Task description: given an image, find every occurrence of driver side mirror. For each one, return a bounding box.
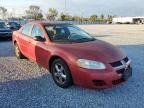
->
[33,36,46,42]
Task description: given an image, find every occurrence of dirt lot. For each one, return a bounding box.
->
[0,24,144,108]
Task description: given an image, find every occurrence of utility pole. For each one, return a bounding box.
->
[65,0,67,14]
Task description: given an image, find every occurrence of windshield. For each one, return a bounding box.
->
[0,23,6,29]
[44,25,95,43]
[9,22,20,27]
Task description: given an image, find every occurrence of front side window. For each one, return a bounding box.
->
[21,24,32,36]
[44,25,95,43]
[31,25,44,38]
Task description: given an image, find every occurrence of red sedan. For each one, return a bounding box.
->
[12,22,132,89]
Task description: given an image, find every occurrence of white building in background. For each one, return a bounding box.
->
[113,16,144,24]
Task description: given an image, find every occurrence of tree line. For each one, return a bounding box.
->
[0,5,114,23]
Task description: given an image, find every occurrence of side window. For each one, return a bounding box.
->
[21,24,32,36]
[45,26,66,40]
[31,25,44,38]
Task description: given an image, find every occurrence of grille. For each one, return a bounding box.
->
[93,80,106,86]
[116,65,131,74]
[110,57,129,68]
[0,30,7,32]
[116,68,125,74]
[123,57,129,63]
[112,78,125,85]
[110,61,122,67]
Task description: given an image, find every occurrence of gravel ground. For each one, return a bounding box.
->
[0,25,144,108]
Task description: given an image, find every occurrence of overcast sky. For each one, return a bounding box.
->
[1,0,144,17]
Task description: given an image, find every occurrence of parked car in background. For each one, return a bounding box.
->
[12,22,132,89]
[6,21,21,31]
[0,21,12,40]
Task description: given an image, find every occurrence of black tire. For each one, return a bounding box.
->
[51,59,73,88]
[14,43,24,59]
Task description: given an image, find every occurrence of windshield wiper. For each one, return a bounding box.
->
[76,38,95,41]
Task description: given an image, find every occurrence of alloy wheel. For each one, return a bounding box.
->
[53,63,67,85]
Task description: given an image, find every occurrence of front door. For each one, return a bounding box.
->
[29,25,50,68]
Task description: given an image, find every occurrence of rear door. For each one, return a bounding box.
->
[18,24,33,57]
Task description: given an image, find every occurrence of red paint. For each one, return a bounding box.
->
[12,22,131,89]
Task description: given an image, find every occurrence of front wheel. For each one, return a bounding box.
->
[51,59,73,88]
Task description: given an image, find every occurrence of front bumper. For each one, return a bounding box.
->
[71,61,132,89]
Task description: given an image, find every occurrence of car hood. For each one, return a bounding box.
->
[0,28,12,32]
[57,40,126,63]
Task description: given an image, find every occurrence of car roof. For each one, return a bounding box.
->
[28,21,72,26]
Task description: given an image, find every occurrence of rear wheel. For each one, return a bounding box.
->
[14,43,24,59]
[51,59,73,88]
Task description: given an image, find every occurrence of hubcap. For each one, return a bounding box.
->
[53,63,67,85]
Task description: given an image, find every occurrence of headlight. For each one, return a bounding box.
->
[77,59,106,70]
